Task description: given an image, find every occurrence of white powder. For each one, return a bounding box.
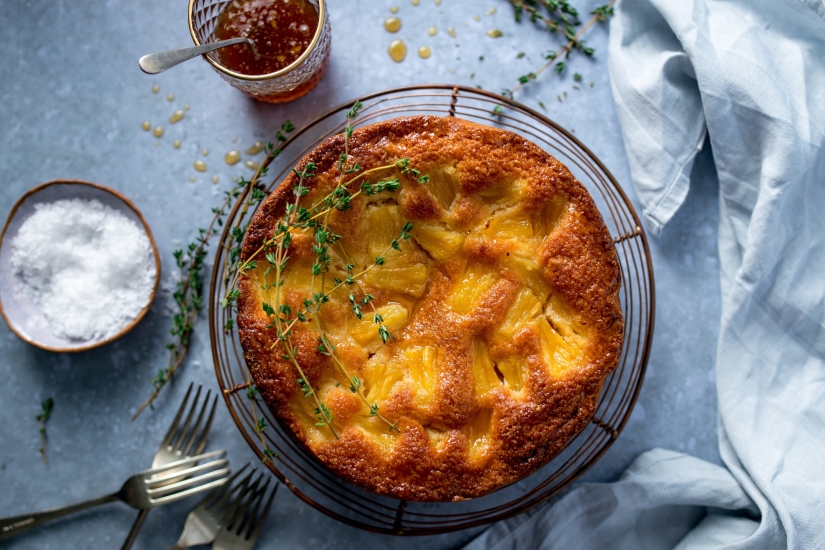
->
[10,198,157,341]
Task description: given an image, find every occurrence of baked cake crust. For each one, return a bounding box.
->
[237,115,623,501]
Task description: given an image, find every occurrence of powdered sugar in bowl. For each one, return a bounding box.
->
[0,180,161,352]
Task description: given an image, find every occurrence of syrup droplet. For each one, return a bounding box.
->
[447,26,456,37]
[388,39,407,62]
[184,104,190,111]
[153,126,164,137]
[233,176,239,183]
[202,149,209,156]
[411,0,419,5]
[169,110,185,124]
[390,5,399,12]
[173,140,181,149]
[167,94,174,101]
[487,29,503,37]
[435,0,441,5]
[212,175,219,184]
[384,17,401,32]
[152,84,160,93]
[194,160,207,172]
[232,137,238,143]
[449,67,456,73]
[190,176,196,182]
[245,141,265,155]
[141,121,151,131]
[225,150,242,165]
[487,6,496,14]
[245,160,260,171]
[428,26,437,36]
[418,46,431,59]
[473,15,480,21]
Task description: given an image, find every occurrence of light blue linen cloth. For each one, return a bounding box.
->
[464,0,825,547]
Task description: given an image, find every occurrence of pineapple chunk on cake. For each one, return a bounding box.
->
[412,221,465,261]
[349,303,409,346]
[497,286,543,340]
[450,263,498,315]
[472,339,499,395]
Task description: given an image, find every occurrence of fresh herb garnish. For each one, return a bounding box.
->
[37,397,54,464]
[502,0,615,98]
[131,122,295,420]
[224,101,426,438]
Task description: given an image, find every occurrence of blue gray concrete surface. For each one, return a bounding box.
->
[0,0,722,548]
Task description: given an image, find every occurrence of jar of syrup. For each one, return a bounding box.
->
[189,0,331,103]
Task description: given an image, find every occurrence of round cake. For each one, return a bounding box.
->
[236,115,623,501]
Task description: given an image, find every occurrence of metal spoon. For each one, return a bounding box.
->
[139,38,256,74]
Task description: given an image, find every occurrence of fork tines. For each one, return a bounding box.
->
[214,468,278,546]
[163,384,218,458]
[143,450,230,505]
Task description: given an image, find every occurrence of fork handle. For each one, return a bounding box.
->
[0,492,119,541]
[119,508,150,550]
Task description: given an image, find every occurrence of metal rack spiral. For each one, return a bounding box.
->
[209,85,655,535]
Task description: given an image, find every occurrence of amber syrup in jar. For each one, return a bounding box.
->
[215,0,319,76]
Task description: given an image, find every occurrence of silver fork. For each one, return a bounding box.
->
[120,383,218,550]
[168,466,277,550]
[212,471,278,550]
[0,450,230,541]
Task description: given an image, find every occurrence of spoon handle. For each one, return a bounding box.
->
[139,38,251,74]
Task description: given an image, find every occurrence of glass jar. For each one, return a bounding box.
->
[188,0,330,103]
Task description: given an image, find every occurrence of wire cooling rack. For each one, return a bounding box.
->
[209,85,654,535]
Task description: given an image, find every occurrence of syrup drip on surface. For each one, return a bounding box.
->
[418,46,431,59]
[212,175,220,184]
[141,121,151,131]
[428,26,437,36]
[215,0,320,76]
[390,5,399,12]
[194,160,207,172]
[190,176,196,182]
[447,26,456,37]
[184,104,190,111]
[245,160,260,171]
[202,149,209,156]
[473,15,480,21]
[153,126,164,137]
[245,141,265,155]
[173,140,182,149]
[169,110,184,123]
[412,0,420,5]
[225,150,242,165]
[487,6,496,14]
[487,29,503,37]
[388,39,407,62]
[167,94,174,101]
[384,17,401,32]
[152,84,160,93]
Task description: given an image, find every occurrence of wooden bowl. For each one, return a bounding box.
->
[0,180,161,352]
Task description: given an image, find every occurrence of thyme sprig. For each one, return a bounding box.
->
[37,397,54,464]
[223,102,427,438]
[132,121,294,421]
[503,0,615,98]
